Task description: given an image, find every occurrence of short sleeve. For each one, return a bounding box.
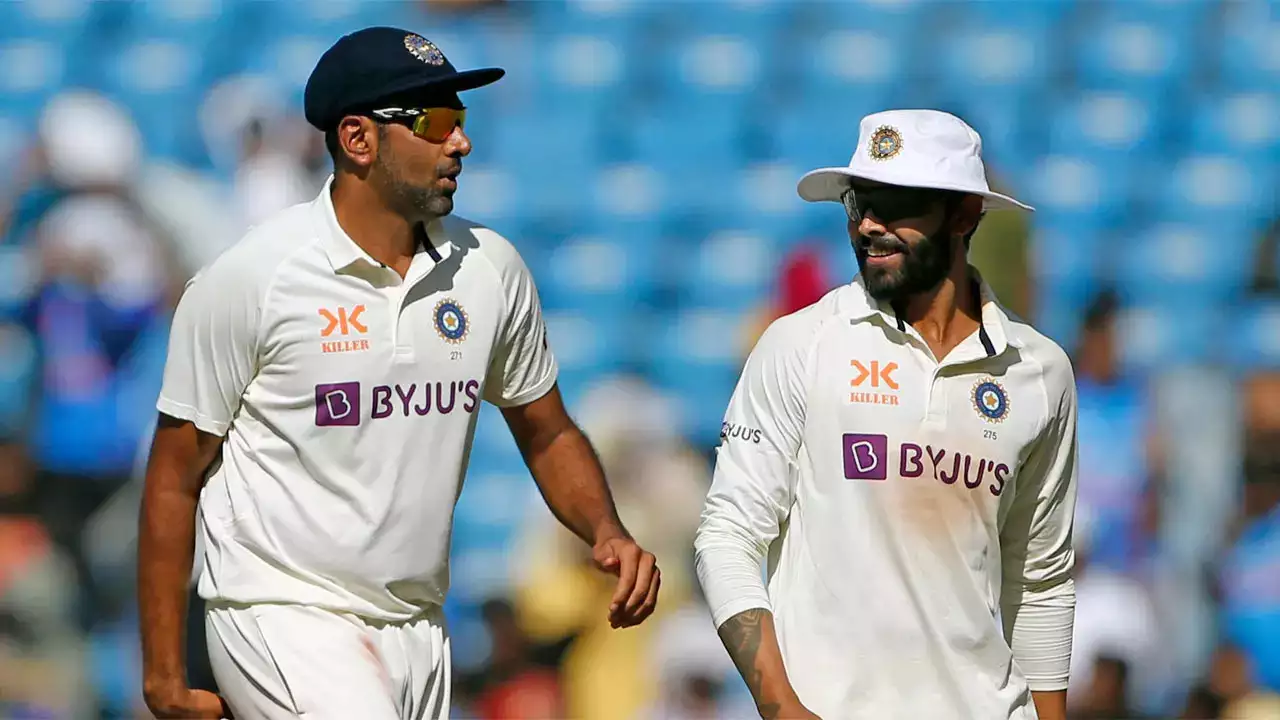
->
[155,261,263,436]
[483,246,558,407]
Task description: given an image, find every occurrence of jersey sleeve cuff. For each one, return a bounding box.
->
[489,364,559,408]
[710,594,773,629]
[156,397,231,437]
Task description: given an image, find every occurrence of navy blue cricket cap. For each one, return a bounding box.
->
[303,26,505,131]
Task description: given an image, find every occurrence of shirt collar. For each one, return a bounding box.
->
[313,175,452,273]
[844,266,1022,357]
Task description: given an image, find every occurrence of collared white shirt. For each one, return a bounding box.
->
[694,273,1078,720]
[157,177,557,621]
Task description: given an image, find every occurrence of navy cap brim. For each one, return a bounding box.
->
[324,67,505,127]
[361,67,504,105]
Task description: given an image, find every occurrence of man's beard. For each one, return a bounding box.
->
[854,223,954,302]
[376,153,454,219]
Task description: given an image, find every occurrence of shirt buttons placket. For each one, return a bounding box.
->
[388,270,415,361]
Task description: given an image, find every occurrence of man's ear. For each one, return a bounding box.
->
[336,116,379,169]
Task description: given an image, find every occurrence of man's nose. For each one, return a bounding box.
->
[446,125,471,156]
[858,212,887,237]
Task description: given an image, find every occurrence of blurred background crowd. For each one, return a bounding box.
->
[0,0,1278,718]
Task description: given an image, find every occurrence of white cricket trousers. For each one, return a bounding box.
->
[205,603,451,720]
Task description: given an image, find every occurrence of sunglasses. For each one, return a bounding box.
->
[369,106,467,143]
[841,185,952,225]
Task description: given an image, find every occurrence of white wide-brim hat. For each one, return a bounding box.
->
[797,109,1034,212]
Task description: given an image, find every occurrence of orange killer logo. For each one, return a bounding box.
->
[319,305,367,337]
[319,305,370,354]
[850,360,900,406]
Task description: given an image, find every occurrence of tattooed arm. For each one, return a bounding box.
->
[695,317,818,718]
[718,609,820,720]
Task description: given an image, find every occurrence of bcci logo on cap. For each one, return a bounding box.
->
[868,125,903,161]
[404,34,445,66]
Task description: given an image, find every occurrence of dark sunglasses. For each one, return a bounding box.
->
[369,106,467,143]
[841,185,953,225]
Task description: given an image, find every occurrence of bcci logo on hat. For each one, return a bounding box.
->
[404,34,445,66]
[868,125,903,161]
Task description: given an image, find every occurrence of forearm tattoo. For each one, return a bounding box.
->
[718,608,781,719]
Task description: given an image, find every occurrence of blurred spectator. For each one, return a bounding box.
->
[1217,371,1280,697]
[511,375,710,720]
[1069,541,1165,715]
[1181,683,1226,720]
[1071,288,1163,574]
[230,117,314,231]
[4,91,183,634]
[0,441,91,718]
[1205,645,1280,720]
[643,586,752,720]
[740,243,834,357]
[1248,217,1279,295]
[457,599,567,719]
[1069,655,1147,720]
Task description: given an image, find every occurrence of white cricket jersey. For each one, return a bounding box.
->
[694,273,1078,720]
[156,177,557,621]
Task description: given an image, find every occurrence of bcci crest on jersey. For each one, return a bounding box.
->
[434,299,468,344]
[971,378,1010,424]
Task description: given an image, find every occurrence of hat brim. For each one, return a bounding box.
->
[370,67,505,102]
[796,166,1034,212]
[334,67,506,125]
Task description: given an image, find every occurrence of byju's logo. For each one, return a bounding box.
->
[316,382,361,426]
[314,379,481,427]
[842,433,888,480]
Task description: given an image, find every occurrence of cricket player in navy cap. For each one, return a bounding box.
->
[139,27,660,719]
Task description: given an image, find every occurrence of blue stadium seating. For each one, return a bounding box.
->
[0,38,68,110]
[0,0,95,41]
[1115,300,1224,371]
[1189,93,1280,160]
[1156,154,1278,230]
[1074,2,1208,91]
[1116,223,1254,306]
[1231,300,1280,369]
[1047,90,1167,158]
[537,229,660,312]
[644,307,748,445]
[936,17,1055,93]
[1219,2,1280,91]
[1023,153,1135,227]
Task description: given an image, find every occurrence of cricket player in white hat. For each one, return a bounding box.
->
[695,109,1078,720]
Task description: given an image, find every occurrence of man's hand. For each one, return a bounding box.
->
[592,536,660,629]
[144,684,232,719]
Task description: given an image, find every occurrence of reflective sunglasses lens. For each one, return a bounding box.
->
[841,189,862,223]
[412,108,466,141]
[853,188,937,224]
